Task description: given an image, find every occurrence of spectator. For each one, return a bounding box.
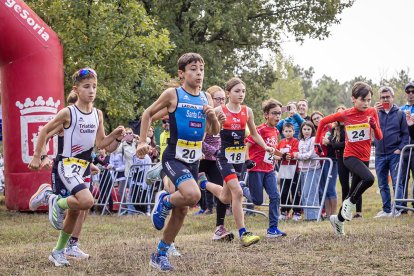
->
[399,81,414,212]
[159,115,170,160]
[277,122,301,221]
[198,85,234,241]
[297,99,311,121]
[277,102,305,139]
[147,126,160,163]
[294,121,321,220]
[108,144,126,202]
[120,127,139,180]
[93,148,113,212]
[311,111,337,218]
[373,86,408,217]
[127,153,153,215]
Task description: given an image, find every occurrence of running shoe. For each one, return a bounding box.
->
[167,243,181,257]
[64,244,90,260]
[341,198,355,221]
[151,191,171,230]
[29,183,52,211]
[374,210,392,218]
[212,225,234,242]
[49,249,70,267]
[146,162,162,185]
[48,195,65,230]
[197,172,208,190]
[330,215,345,236]
[193,208,205,216]
[266,227,287,238]
[240,232,261,247]
[149,253,173,272]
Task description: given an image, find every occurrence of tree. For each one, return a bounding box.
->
[141,0,354,87]
[268,54,305,106]
[310,75,345,115]
[240,62,276,122]
[26,0,173,129]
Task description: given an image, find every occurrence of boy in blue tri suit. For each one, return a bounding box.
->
[137,53,221,272]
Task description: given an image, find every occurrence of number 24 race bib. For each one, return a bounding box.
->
[346,123,370,142]
[62,157,89,178]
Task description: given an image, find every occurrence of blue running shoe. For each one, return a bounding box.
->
[266,227,287,238]
[149,253,173,272]
[151,191,171,230]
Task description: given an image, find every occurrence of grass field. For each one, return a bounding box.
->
[1,182,413,275]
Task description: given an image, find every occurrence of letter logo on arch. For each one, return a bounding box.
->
[15,96,61,163]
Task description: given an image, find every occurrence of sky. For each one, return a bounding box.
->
[280,0,414,84]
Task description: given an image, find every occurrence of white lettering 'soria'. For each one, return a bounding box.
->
[5,0,50,42]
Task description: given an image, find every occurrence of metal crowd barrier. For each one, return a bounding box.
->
[242,157,333,222]
[93,168,120,216]
[392,144,414,215]
[118,163,163,216]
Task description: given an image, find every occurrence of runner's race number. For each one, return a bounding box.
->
[225,146,246,164]
[175,139,202,163]
[62,157,89,178]
[346,123,370,142]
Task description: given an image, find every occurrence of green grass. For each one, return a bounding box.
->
[0,181,413,275]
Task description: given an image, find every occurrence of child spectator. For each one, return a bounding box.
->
[294,121,321,221]
[277,122,301,221]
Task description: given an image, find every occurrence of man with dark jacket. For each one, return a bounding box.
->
[373,86,409,218]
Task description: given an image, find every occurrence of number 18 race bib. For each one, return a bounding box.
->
[346,123,370,142]
[225,146,246,164]
[62,157,89,178]
[175,139,203,163]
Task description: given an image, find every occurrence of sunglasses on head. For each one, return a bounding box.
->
[78,68,97,77]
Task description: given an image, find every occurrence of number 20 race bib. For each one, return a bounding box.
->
[62,157,89,178]
[175,139,203,163]
[346,123,370,142]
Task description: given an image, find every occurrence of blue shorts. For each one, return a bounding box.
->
[162,148,199,187]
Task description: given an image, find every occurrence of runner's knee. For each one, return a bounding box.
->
[182,188,201,206]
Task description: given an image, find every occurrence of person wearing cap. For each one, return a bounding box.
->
[159,115,170,160]
[399,81,414,212]
[373,86,408,218]
[401,82,414,114]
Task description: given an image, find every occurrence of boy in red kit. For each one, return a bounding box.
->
[245,99,286,238]
[315,81,382,235]
[277,122,301,221]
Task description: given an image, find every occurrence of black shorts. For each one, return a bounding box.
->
[162,149,199,188]
[51,157,91,198]
[216,153,244,181]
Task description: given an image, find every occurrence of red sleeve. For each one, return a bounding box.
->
[291,139,299,154]
[315,112,344,144]
[372,109,383,140]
